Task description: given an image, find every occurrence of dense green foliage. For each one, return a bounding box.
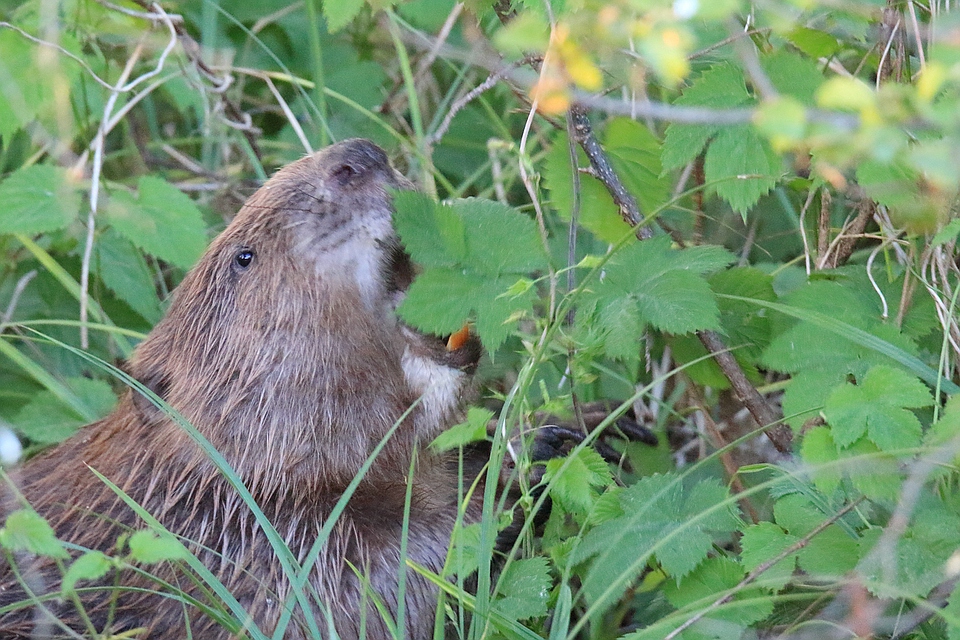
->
[1,0,960,638]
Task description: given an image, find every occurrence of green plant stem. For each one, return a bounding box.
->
[304,0,328,146]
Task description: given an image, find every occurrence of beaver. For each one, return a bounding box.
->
[0,139,487,639]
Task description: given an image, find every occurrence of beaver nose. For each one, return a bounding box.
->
[329,139,390,186]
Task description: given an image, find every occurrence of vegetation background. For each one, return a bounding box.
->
[1,0,960,638]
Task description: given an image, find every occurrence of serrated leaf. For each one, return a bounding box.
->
[0,509,67,559]
[825,365,931,451]
[0,30,69,142]
[587,238,733,356]
[97,228,162,323]
[761,277,928,428]
[800,426,842,495]
[14,377,117,444]
[739,521,797,591]
[705,125,780,217]
[545,447,612,514]
[662,64,751,170]
[0,165,80,235]
[574,474,739,611]
[395,196,547,352]
[62,551,112,596]
[431,407,492,451]
[324,0,365,31]
[494,557,551,620]
[393,191,466,268]
[605,118,670,217]
[398,269,480,336]
[128,530,189,565]
[105,176,207,269]
[662,556,773,625]
[544,132,633,244]
[456,199,547,275]
[859,494,960,598]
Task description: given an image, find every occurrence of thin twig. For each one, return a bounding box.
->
[728,20,778,100]
[663,499,863,640]
[0,22,118,91]
[568,107,653,239]
[395,25,863,129]
[797,187,818,275]
[0,270,38,330]
[697,330,792,453]
[816,187,831,268]
[265,76,312,154]
[821,197,874,269]
[412,2,463,85]
[80,41,145,349]
[429,66,515,146]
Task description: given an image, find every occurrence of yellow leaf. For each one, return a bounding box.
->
[917,62,947,102]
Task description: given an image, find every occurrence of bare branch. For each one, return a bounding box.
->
[568,108,653,239]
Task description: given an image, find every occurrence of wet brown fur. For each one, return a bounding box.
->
[0,140,481,639]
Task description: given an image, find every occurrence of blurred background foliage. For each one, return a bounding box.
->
[2,0,960,638]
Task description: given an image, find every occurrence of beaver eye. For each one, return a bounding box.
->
[235,249,254,269]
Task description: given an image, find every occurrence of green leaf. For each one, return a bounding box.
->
[761,50,824,105]
[0,30,78,142]
[0,165,80,235]
[105,176,207,269]
[456,199,547,275]
[544,132,633,244]
[62,551,112,596]
[824,365,932,451]
[395,196,547,351]
[494,557,551,620]
[431,407,492,451]
[772,495,858,576]
[13,377,117,444]
[787,27,841,60]
[841,438,902,501]
[705,125,780,217]
[800,426,842,495]
[0,509,68,559]
[585,238,733,358]
[97,228,162,323]
[798,525,858,576]
[324,0,366,31]
[756,276,946,429]
[710,267,776,362]
[573,474,739,611]
[662,64,751,170]
[663,556,773,625]
[859,494,960,598]
[605,118,670,218]
[393,191,467,268]
[128,530,189,565]
[545,447,612,515]
[739,521,797,591]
